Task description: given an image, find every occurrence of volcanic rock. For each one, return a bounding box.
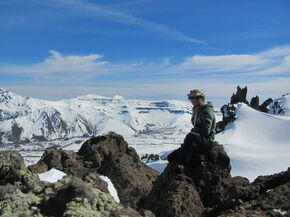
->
[0,150,42,193]
[258,98,273,113]
[77,132,159,209]
[0,150,143,217]
[230,86,249,105]
[143,165,204,217]
[250,95,260,110]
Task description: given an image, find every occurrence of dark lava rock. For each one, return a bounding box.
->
[28,149,96,178]
[29,132,159,210]
[250,95,260,110]
[218,183,290,217]
[258,98,273,113]
[0,150,143,217]
[143,141,231,217]
[143,141,290,217]
[216,104,237,133]
[253,167,290,193]
[204,168,290,217]
[0,150,42,193]
[267,99,285,115]
[230,86,249,105]
[78,132,159,209]
[143,165,204,217]
[141,153,160,163]
[184,142,231,208]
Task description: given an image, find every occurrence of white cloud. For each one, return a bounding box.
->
[258,44,290,57]
[0,50,108,75]
[48,0,203,44]
[0,50,147,82]
[253,55,290,75]
[1,45,290,106]
[170,45,290,76]
[178,54,270,73]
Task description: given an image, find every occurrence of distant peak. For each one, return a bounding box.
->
[0,88,8,93]
[113,95,124,100]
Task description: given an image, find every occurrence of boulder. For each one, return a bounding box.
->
[28,149,95,178]
[77,132,159,209]
[143,166,204,217]
[184,142,231,208]
[0,151,42,193]
[143,141,231,217]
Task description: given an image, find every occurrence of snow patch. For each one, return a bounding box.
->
[38,168,66,183]
[273,209,287,216]
[97,174,120,203]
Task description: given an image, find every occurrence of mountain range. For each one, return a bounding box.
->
[0,88,197,145]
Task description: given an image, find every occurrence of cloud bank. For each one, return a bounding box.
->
[0,45,289,105]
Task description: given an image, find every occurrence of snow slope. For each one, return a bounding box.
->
[216,103,290,181]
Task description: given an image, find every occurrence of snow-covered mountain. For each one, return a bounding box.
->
[0,88,206,145]
[2,87,289,182]
[268,93,290,116]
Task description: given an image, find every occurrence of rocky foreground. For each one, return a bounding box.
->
[1,132,289,217]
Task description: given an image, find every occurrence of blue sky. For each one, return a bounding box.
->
[0,0,290,106]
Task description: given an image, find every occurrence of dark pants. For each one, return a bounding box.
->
[167,132,212,165]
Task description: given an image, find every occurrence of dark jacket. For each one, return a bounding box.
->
[190,102,216,141]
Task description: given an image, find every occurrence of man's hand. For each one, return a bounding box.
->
[183,132,195,145]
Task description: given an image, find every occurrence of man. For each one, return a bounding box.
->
[167,89,216,166]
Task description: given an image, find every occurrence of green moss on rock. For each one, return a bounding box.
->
[0,189,42,217]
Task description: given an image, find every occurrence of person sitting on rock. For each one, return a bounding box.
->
[167,89,216,166]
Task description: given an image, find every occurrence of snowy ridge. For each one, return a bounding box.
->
[0,88,199,145]
[216,103,290,181]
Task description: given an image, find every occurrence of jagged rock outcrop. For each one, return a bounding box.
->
[258,98,273,113]
[141,153,161,163]
[28,149,95,177]
[143,166,204,217]
[29,132,159,210]
[77,133,159,209]
[0,151,42,193]
[0,150,143,217]
[230,86,249,105]
[143,142,231,217]
[142,138,290,217]
[219,169,290,217]
[216,104,236,132]
[217,86,279,132]
[217,86,248,132]
[250,95,259,110]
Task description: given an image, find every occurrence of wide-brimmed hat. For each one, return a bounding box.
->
[187,89,205,98]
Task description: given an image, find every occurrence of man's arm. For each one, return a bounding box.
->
[200,109,214,137]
